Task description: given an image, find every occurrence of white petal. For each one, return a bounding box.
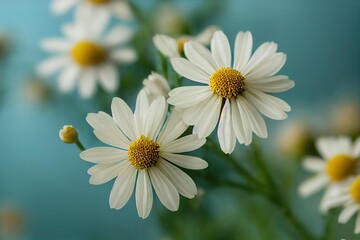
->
[246,53,286,79]
[111,97,136,141]
[98,63,118,93]
[58,65,79,93]
[237,96,268,138]
[167,86,213,108]
[153,34,179,58]
[170,58,210,84]
[160,153,208,170]
[161,135,206,153]
[316,137,336,160]
[245,75,295,93]
[243,90,289,120]
[86,111,130,149]
[302,157,326,172]
[148,167,179,211]
[75,3,109,38]
[353,137,360,157]
[111,1,133,20]
[184,41,217,75]
[109,164,137,210]
[51,0,78,15]
[110,48,137,64]
[40,38,72,52]
[158,159,197,198]
[80,147,128,164]
[134,90,150,136]
[217,99,236,154]
[144,97,168,139]
[230,98,249,144]
[78,68,97,99]
[157,109,188,145]
[136,170,153,219]
[62,23,82,41]
[319,185,343,213]
[336,136,353,155]
[181,99,209,125]
[211,31,231,68]
[105,26,134,46]
[339,204,358,224]
[321,194,352,209]
[89,161,125,185]
[233,31,253,71]
[298,174,328,197]
[194,25,219,45]
[193,95,222,138]
[37,56,69,76]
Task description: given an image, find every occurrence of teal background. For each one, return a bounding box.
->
[0,0,359,239]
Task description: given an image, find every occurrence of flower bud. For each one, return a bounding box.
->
[59,125,78,143]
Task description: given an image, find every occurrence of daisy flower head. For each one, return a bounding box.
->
[299,136,360,213]
[168,30,294,154]
[51,0,133,21]
[37,13,136,99]
[80,91,208,219]
[142,72,171,102]
[153,26,219,58]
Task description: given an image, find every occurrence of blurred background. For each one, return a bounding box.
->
[0,0,359,239]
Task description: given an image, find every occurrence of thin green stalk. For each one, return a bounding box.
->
[75,139,85,152]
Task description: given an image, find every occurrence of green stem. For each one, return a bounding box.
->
[160,53,169,80]
[75,139,85,152]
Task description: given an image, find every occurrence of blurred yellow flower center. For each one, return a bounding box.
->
[177,37,189,54]
[210,67,245,99]
[128,135,160,170]
[71,41,107,67]
[326,154,357,182]
[86,0,112,5]
[350,178,360,203]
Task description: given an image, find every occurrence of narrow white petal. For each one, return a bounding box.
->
[336,136,353,155]
[148,167,179,211]
[51,0,78,15]
[144,97,168,139]
[233,31,253,71]
[302,157,326,172]
[98,63,119,93]
[110,48,137,64]
[153,35,179,58]
[246,53,286,79]
[246,88,291,112]
[167,86,212,108]
[237,96,268,138]
[217,99,236,154]
[298,174,328,197]
[40,38,72,52]
[339,204,358,224]
[157,109,188,145]
[136,170,153,219]
[245,75,295,93]
[111,1,133,20]
[158,159,197,198]
[184,41,217,75]
[105,25,134,46]
[234,98,253,145]
[161,135,206,153]
[58,65,79,93]
[230,98,248,144]
[37,56,69,76]
[353,137,360,157]
[211,31,231,68]
[193,95,222,138]
[160,153,208,170]
[86,111,131,149]
[78,68,97,99]
[109,164,137,210]
[170,58,210,84]
[134,90,150,136]
[111,97,136,141]
[75,4,110,38]
[316,137,335,160]
[62,23,82,41]
[80,147,128,164]
[322,194,352,209]
[89,162,125,185]
[181,99,209,125]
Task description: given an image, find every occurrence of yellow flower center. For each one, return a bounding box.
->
[177,37,189,54]
[86,0,112,5]
[71,41,107,67]
[350,177,360,204]
[209,67,245,99]
[128,135,160,170]
[326,154,357,182]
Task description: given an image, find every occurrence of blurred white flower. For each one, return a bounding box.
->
[80,91,208,219]
[142,72,170,102]
[37,13,136,99]
[153,3,187,35]
[168,31,294,154]
[330,100,360,135]
[299,136,360,213]
[153,26,219,58]
[23,76,52,104]
[51,0,133,21]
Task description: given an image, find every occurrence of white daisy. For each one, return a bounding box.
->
[51,0,133,21]
[142,72,171,102]
[299,136,360,213]
[153,26,219,58]
[37,13,136,99]
[80,91,208,219]
[168,30,294,154]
